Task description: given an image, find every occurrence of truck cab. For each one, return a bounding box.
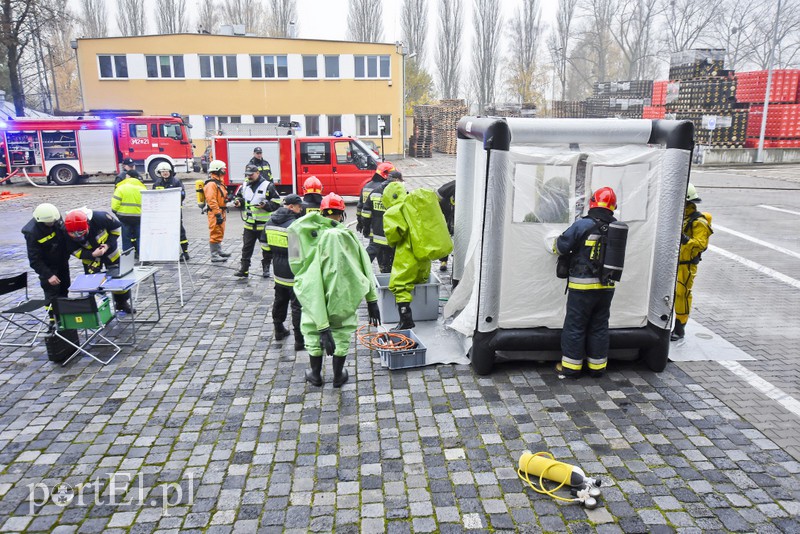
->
[116,116,194,179]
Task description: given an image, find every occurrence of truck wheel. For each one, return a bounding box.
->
[469,345,495,375]
[148,160,171,182]
[50,165,79,186]
[640,330,670,372]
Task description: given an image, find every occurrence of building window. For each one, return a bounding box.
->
[204,115,242,135]
[327,115,342,134]
[303,55,318,78]
[325,56,339,78]
[300,142,330,165]
[200,55,237,78]
[251,55,288,79]
[265,115,291,124]
[146,55,185,78]
[356,115,391,136]
[305,115,320,136]
[98,55,128,79]
[354,55,390,79]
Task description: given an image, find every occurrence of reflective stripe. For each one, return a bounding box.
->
[118,202,141,208]
[372,235,388,245]
[37,232,55,243]
[587,358,607,370]
[361,212,371,218]
[306,207,320,214]
[568,276,614,290]
[264,226,289,248]
[96,230,109,244]
[111,230,121,236]
[274,275,294,286]
[562,357,583,371]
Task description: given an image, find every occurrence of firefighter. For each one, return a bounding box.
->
[204,160,232,263]
[437,180,456,272]
[152,161,190,260]
[357,162,394,236]
[554,187,619,378]
[63,208,133,314]
[362,169,403,273]
[288,193,381,387]
[21,203,71,322]
[115,157,136,185]
[672,183,712,341]
[111,169,146,256]
[248,147,273,182]
[262,194,305,349]
[383,181,453,330]
[301,176,323,215]
[233,163,281,277]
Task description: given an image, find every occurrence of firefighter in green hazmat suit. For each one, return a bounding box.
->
[288,193,381,387]
[383,181,453,330]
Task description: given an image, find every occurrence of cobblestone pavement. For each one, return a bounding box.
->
[0,157,799,533]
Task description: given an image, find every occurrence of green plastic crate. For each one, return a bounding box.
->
[60,298,113,330]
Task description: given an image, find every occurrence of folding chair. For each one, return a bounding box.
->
[53,296,121,366]
[0,273,49,347]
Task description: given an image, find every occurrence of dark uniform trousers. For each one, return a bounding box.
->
[40,266,71,317]
[241,227,270,273]
[367,243,394,274]
[561,289,614,374]
[273,284,302,335]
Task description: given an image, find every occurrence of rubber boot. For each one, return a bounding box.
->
[217,244,232,257]
[670,320,685,341]
[332,356,348,388]
[274,323,290,340]
[391,302,415,331]
[210,243,227,262]
[294,331,305,351]
[439,259,448,272]
[114,293,134,315]
[305,355,323,386]
[234,260,250,277]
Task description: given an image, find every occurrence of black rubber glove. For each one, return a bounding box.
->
[362,225,371,239]
[215,213,224,226]
[681,233,689,244]
[356,216,364,233]
[319,328,336,356]
[367,301,381,327]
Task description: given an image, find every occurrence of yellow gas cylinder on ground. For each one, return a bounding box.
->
[517,451,602,508]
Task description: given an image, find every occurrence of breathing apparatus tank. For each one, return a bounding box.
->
[195,180,206,210]
[517,451,602,508]
[601,220,628,283]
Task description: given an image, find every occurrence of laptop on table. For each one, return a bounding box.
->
[106,248,135,279]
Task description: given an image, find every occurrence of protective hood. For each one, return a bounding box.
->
[288,212,377,329]
[382,181,407,209]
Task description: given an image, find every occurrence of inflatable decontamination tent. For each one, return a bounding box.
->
[444,117,694,375]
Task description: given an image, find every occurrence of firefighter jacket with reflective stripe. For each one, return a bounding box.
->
[356,174,384,227]
[302,193,322,216]
[112,177,146,218]
[238,177,280,230]
[21,218,71,281]
[679,204,712,265]
[248,157,273,182]
[67,211,122,273]
[153,174,186,203]
[203,177,228,218]
[262,207,300,286]
[363,179,394,245]
[556,207,617,290]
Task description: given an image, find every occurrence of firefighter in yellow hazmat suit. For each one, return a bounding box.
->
[382,181,453,330]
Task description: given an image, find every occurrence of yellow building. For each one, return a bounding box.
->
[75,34,405,155]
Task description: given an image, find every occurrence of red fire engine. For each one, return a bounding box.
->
[0,115,193,185]
[212,134,386,196]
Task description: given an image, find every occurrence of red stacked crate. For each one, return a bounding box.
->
[642,106,666,119]
[745,104,800,147]
[652,81,668,106]
[736,69,800,104]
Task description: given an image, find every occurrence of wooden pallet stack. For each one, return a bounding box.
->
[433,99,467,155]
[409,105,435,158]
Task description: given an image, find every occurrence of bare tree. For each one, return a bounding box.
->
[661,0,723,53]
[267,0,296,37]
[612,0,661,79]
[118,0,147,36]
[746,1,800,69]
[472,0,503,112]
[547,0,578,100]
[436,0,463,100]
[38,2,81,111]
[507,0,543,104]
[574,0,618,86]
[222,0,266,34]
[156,0,188,34]
[0,0,62,115]
[78,0,108,38]
[701,0,758,71]
[347,0,383,42]
[401,0,428,63]
[197,0,219,34]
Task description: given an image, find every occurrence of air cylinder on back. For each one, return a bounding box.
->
[602,221,628,282]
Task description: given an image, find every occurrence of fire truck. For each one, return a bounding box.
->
[0,115,193,185]
[212,133,387,196]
